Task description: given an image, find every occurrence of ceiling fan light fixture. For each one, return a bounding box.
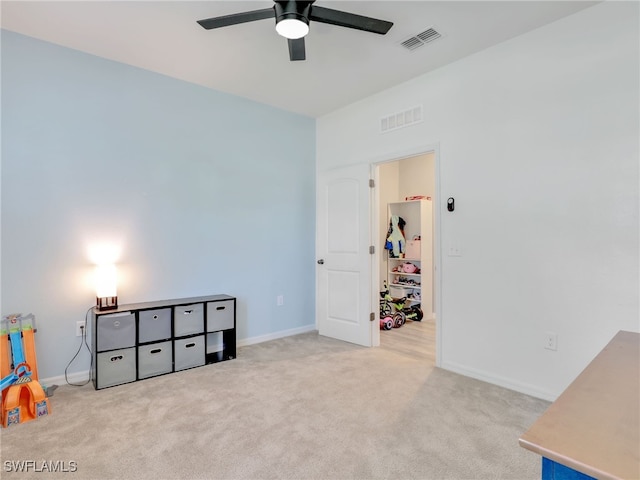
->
[198,1,393,61]
[275,16,309,39]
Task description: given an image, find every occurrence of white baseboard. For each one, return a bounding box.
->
[41,371,91,388]
[441,360,558,402]
[237,324,316,348]
[41,324,317,387]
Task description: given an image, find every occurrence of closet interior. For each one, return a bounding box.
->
[379,153,435,329]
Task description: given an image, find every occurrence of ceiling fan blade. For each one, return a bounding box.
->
[309,5,393,35]
[197,8,274,30]
[288,38,306,61]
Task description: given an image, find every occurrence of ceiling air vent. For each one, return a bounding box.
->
[401,27,442,52]
[380,106,423,134]
[401,37,423,51]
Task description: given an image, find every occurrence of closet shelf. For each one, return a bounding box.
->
[389,283,421,289]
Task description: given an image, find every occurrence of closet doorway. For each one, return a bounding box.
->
[375,152,437,361]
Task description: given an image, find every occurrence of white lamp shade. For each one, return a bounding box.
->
[275,18,309,39]
[96,264,117,298]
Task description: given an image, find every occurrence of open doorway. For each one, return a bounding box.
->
[375,152,437,360]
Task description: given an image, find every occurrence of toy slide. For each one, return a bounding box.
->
[1,313,49,427]
[0,372,18,391]
[0,329,10,380]
[8,329,26,370]
[0,322,33,390]
[2,376,50,427]
[1,362,31,389]
[20,325,39,381]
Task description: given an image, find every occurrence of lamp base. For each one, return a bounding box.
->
[97,296,118,311]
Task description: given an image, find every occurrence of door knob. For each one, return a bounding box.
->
[317,259,325,265]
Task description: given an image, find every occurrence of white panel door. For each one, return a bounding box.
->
[317,164,372,346]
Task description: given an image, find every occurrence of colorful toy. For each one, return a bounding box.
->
[380,316,394,330]
[401,262,420,274]
[379,282,423,329]
[379,282,406,328]
[403,303,423,322]
[0,322,11,382]
[3,373,49,427]
[0,314,50,427]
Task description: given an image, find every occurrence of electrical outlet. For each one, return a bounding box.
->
[544,332,558,351]
[76,321,85,337]
[277,295,284,306]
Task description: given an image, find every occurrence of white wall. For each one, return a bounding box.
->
[398,153,434,201]
[318,2,639,400]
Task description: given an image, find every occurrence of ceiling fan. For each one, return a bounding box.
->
[197,1,393,62]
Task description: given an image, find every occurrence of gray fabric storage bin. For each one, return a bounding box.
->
[138,341,172,379]
[174,335,205,371]
[96,312,136,351]
[174,303,204,337]
[138,308,172,343]
[96,347,136,389]
[206,300,234,332]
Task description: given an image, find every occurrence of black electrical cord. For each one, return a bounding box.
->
[64,305,95,387]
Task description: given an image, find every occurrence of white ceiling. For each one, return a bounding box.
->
[1,1,598,118]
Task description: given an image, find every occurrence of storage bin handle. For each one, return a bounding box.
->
[150,348,162,354]
[216,306,225,311]
[184,310,193,315]
[110,355,123,362]
[153,314,159,320]
[185,342,196,349]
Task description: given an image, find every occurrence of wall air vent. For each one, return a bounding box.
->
[380,105,423,134]
[401,27,442,52]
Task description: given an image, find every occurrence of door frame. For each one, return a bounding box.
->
[370,143,443,367]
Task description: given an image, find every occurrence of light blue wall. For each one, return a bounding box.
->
[1,31,316,379]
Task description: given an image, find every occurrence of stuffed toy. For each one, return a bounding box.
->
[402,262,419,274]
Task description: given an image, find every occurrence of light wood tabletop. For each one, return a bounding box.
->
[519,330,640,480]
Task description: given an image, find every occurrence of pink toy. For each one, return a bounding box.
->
[380,316,394,330]
[402,263,419,274]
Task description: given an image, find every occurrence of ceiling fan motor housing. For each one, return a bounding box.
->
[274,1,312,27]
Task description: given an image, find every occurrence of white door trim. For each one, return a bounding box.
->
[369,143,443,367]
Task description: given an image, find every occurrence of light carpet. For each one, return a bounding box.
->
[0,323,549,479]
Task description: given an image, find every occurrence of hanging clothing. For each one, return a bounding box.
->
[385,215,406,258]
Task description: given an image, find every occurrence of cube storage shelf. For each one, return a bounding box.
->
[91,294,236,390]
